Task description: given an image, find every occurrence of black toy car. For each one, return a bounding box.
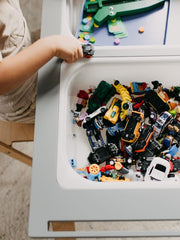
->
[88,143,119,164]
[136,139,162,160]
[86,125,105,151]
[82,43,95,58]
[145,90,170,114]
[121,111,144,143]
[125,124,154,155]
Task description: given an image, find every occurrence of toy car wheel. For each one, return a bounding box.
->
[124,133,129,140]
[100,107,106,114]
[129,133,135,140]
[136,116,142,122]
[114,80,119,86]
[85,116,91,123]
[122,102,129,110]
[83,117,91,128]
[121,131,126,138]
[89,164,100,174]
[168,173,175,178]
[115,162,122,170]
[107,143,119,156]
[109,159,115,166]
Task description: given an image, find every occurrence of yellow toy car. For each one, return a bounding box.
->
[104,97,121,125]
[113,80,132,119]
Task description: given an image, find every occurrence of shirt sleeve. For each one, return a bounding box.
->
[0,51,2,62]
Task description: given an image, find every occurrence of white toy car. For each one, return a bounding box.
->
[144,157,171,181]
[82,106,107,129]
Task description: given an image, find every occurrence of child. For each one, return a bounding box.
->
[0,0,83,123]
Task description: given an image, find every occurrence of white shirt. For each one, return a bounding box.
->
[0,0,37,123]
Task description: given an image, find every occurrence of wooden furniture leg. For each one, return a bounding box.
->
[52,222,76,240]
[0,120,34,166]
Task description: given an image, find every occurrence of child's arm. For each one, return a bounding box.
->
[0,35,83,94]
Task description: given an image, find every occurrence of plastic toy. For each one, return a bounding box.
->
[162,135,174,149]
[139,26,145,33]
[113,80,132,119]
[175,106,180,123]
[121,111,144,143]
[125,168,144,181]
[72,79,180,183]
[133,99,145,111]
[137,138,162,161]
[69,158,77,168]
[75,111,88,127]
[145,90,170,114]
[134,125,154,155]
[89,163,100,175]
[148,106,158,124]
[76,167,101,181]
[106,120,126,148]
[107,120,126,137]
[94,114,106,130]
[74,90,89,117]
[77,0,168,46]
[108,17,128,38]
[161,143,179,158]
[88,143,119,164]
[86,124,105,151]
[84,0,165,26]
[130,82,151,94]
[156,83,170,102]
[100,164,116,172]
[171,157,180,172]
[87,80,116,114]
[164,86,180,102]
[136,158,151,174]
[144,157,171,181]
[153,83,180,111]
[82,43,95,58]
[167,124,180,145]
[125,124,154,155]
[99,175,131,182]
[153,111,173,138]
[104,97,121,125]
[82,105,107,128]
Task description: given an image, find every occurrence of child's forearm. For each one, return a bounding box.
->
[0,35,83,94]
[0,37,55,94]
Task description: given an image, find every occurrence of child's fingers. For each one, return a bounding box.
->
[64,57,74,63]
[67,48,82,63]
[64,53,76,63]
[64,44,83,63]
[73,49,79,62]
[78,45,83,58]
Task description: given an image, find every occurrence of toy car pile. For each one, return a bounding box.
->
[71,80,180,182]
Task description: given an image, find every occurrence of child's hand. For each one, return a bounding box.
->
[0,35,83,94]
[51,35,83,63]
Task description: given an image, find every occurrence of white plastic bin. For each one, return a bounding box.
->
[57,0,180,191]
[57,46,180,190]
